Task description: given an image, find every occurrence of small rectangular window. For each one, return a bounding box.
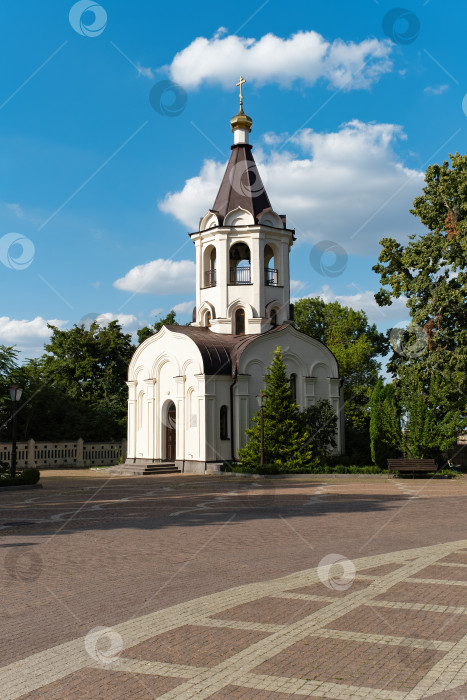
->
[220,405,229,439]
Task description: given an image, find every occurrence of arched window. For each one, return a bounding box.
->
[235,308,245,335]
[204,311,211,327]
[220,405,229,440]
[270,308,277,327]
[290,373,297,403]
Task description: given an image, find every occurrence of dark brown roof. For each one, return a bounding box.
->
[211,144,272,225]
[165,324,290,377]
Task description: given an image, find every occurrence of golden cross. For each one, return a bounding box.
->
[236,75,246,108]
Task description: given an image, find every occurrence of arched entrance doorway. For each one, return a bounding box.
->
[165,401,176,461]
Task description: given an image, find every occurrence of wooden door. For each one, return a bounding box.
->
[166,405,176,461]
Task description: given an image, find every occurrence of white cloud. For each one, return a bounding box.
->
[0,316,67,357]
[160,120,424,255]
[159,159,224,230]
[290,280,307,295]
[114,258,196,295]
[297,284,409,325]
[92,312,141,332]
[136,63,155,79]
[167,30,393,91]
[0,202,25,219]
[172,300,195,316]
[424,84,449,95]
[149,307,163,317]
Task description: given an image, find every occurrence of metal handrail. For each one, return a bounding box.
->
[230,266,251,284]
[265,267,278,285]
[204,269,216,288]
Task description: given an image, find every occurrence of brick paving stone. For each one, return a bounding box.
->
[375,581,467,607]
[252,636,446,691]
[358,562,404,576]
[438,551,467,565]
[18,668,184,699]
[2,473,467,699]
[124,624,268,667]
[206,687,319,699]
[424,682,467,698]
[413,564,467,582]
[287,578,372,598]
[211,596,329,625]
[326,603,467,641]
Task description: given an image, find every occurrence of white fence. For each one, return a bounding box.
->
[0,439,127,469]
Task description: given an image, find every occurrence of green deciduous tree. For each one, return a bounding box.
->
[369,379,402,467]
[294,297,387,462]
[0,345,18,437]
[238,347,319,471]
[30,320,135,440]
[137,310,178,344]
[373,153,467,455]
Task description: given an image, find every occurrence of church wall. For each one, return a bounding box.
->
[127,328,205,464]
[235,326,344,455]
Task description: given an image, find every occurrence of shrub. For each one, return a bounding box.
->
[19,468,40,484]
[0,467,40,487]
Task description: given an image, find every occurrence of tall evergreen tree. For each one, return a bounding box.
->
[400,368,463,460]
[238,347,319,470]
[369,379,401,467]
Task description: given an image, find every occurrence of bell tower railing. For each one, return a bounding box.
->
[204,269,216,288]
[230,266,251,285]
[264,267,278,286]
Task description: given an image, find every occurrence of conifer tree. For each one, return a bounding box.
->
[238,347,319,471]
[369,379,401,467]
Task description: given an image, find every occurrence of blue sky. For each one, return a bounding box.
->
[1,0,466,358]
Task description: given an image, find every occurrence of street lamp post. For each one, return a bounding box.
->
[257,391,265,466]
[9,385,23,478]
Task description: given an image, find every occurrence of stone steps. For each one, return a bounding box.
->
[109,463,180,476]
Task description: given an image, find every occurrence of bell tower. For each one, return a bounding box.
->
[189,77,295,335]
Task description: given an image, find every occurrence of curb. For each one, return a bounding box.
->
[217,473,388,479]
[0,483,43,492]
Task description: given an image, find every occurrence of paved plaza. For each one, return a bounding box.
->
[1,472,467,699]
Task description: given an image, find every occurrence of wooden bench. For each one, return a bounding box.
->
[387,458,437,476]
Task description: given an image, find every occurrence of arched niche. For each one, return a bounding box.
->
[313,363,330,400]
[259,209,284,229]
[224,207,255,227]
[265,300,280,326]
[200,211,219,231]
[197,301,216,327]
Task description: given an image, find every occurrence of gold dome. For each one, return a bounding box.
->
[230,107,253,133]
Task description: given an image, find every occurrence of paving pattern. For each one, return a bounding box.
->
[1,472,467,699]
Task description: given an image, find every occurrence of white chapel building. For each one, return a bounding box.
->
[125,84,344,473]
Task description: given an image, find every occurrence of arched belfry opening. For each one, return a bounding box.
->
[264,244,278,286]
[230,242,251,285]
[203,245,216,288]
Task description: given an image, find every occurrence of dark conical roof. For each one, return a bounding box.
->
[211,144,272,224]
